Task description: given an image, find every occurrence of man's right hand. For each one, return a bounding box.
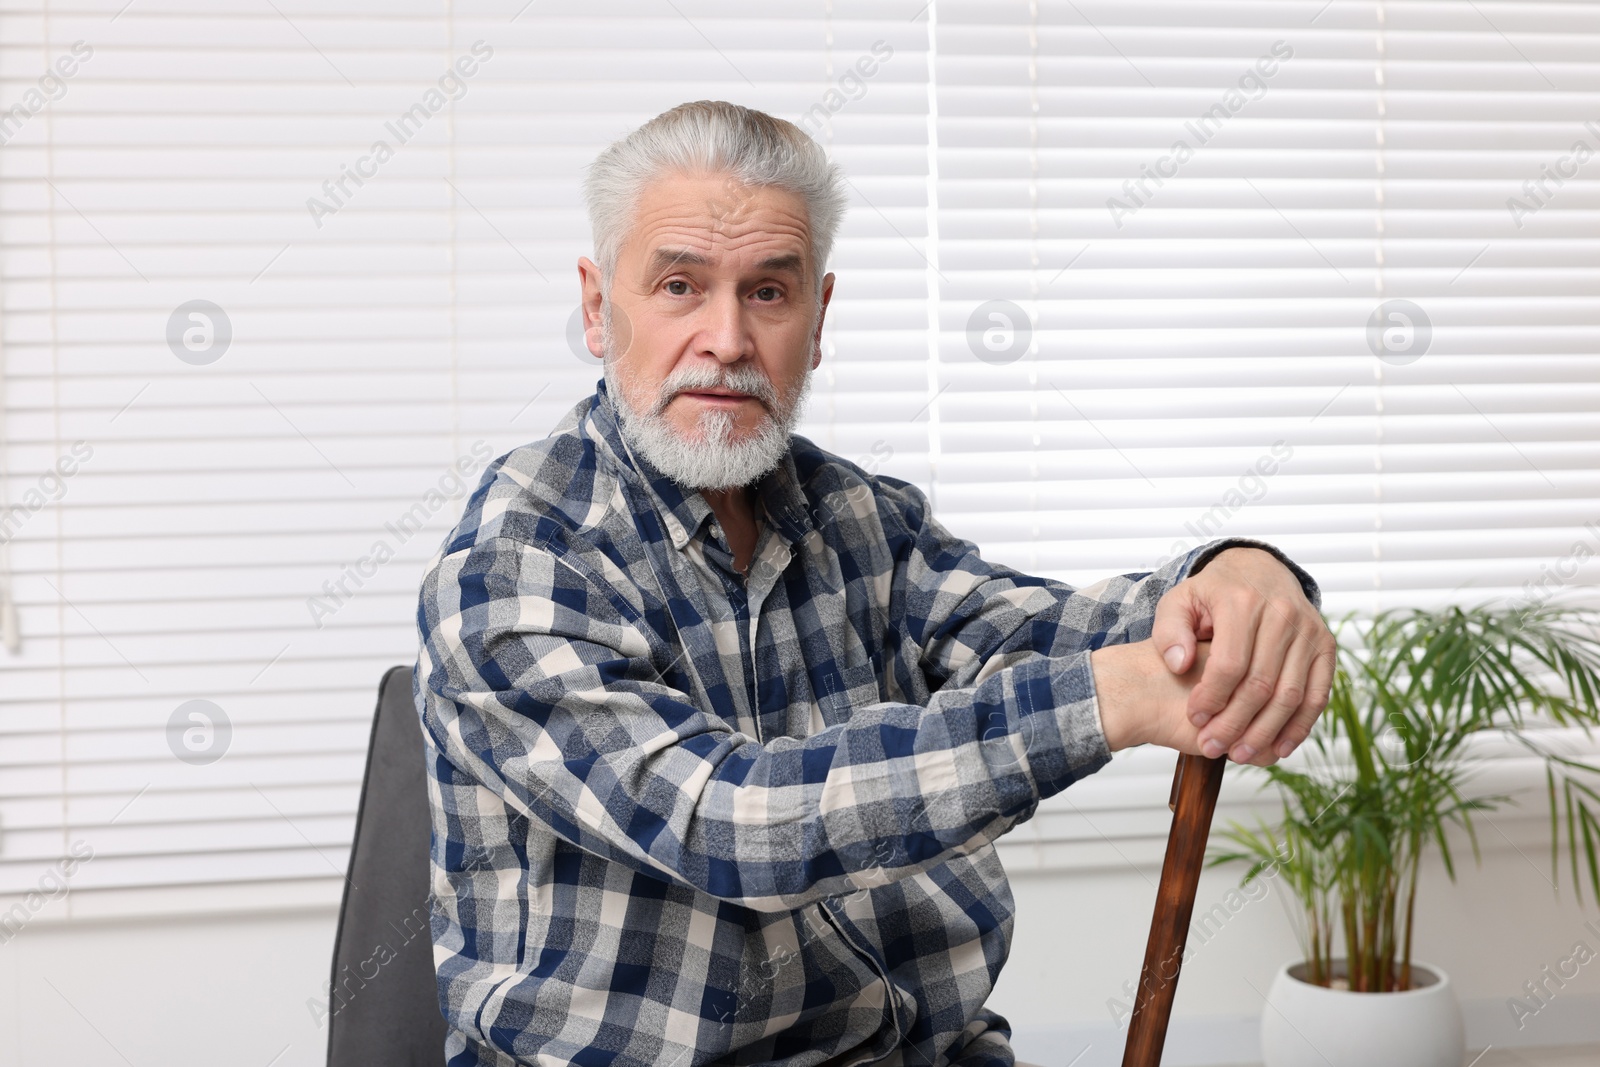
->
[1090,638,1215,758]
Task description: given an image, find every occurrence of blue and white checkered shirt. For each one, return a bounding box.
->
[413,379,1319,1067]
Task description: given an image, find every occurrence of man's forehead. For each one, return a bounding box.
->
[626,173,813,270]
[641,245,806,279]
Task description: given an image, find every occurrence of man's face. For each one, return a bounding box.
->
[577,171,835,490]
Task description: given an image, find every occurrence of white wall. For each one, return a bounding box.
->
[0,906,338,1067]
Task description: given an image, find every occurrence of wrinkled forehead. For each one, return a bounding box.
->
[622,171,815,281]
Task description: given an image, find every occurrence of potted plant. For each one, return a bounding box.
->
[1210,601,1600,1067]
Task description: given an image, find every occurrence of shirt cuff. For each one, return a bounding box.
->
[1183,537,1322,611]
[1015,650,1112,800]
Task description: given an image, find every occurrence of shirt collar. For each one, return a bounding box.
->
[586,376,814,551]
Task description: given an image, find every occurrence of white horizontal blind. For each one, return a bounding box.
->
[931,0,1600,616]
[2,0,1598,920]
[0,0,933,916]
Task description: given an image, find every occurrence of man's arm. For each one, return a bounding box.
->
[415,531,1158,914]
[869,476,1326,765]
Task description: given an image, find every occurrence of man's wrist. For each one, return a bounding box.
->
[1186,537,1322,611]
[1089,643,1146,752]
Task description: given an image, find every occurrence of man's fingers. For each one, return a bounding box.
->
[1271,639,1337,759]
[1229,635,1316,766]
[1184,593,1262,727]
[1150,586,1200,675]
[1194,608,1295,759]
[1268,697,1320,764]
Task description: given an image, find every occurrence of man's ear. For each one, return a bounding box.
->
[811,271,835,370]
[577,257,606,359]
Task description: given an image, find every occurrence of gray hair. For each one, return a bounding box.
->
[583,100,849,304]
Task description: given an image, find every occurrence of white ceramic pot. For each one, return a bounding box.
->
[1260,959,1464,1067]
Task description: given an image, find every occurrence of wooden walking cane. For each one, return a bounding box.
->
[1120,752,1228,1067]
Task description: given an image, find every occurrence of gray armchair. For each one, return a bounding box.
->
[326,664,447,1066]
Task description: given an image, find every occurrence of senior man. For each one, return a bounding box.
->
[414,100,1333,1067]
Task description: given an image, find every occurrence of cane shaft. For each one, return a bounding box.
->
[1120,753,1227,1067]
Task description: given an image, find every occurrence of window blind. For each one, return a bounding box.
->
[0,0,935,916]
[932,0,1600,616]
[1,0,1597,918]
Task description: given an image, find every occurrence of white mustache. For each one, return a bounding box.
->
[655,367,777,413]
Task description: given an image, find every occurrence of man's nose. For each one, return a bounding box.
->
[699,289,749,363]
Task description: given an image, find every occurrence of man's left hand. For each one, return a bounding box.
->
[1150,547,1336,766]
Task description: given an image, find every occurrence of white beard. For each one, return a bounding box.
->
[600,301,815,492]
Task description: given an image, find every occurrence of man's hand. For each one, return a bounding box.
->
[1150,546,1335,766]
[1091,638,1213,755]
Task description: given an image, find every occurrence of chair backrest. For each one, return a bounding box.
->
[327,664,448,1066]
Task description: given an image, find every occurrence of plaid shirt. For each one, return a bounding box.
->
[413,379,1319,1067]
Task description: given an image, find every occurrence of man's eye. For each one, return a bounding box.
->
[666,280,690,296]
[754,286,780,302]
